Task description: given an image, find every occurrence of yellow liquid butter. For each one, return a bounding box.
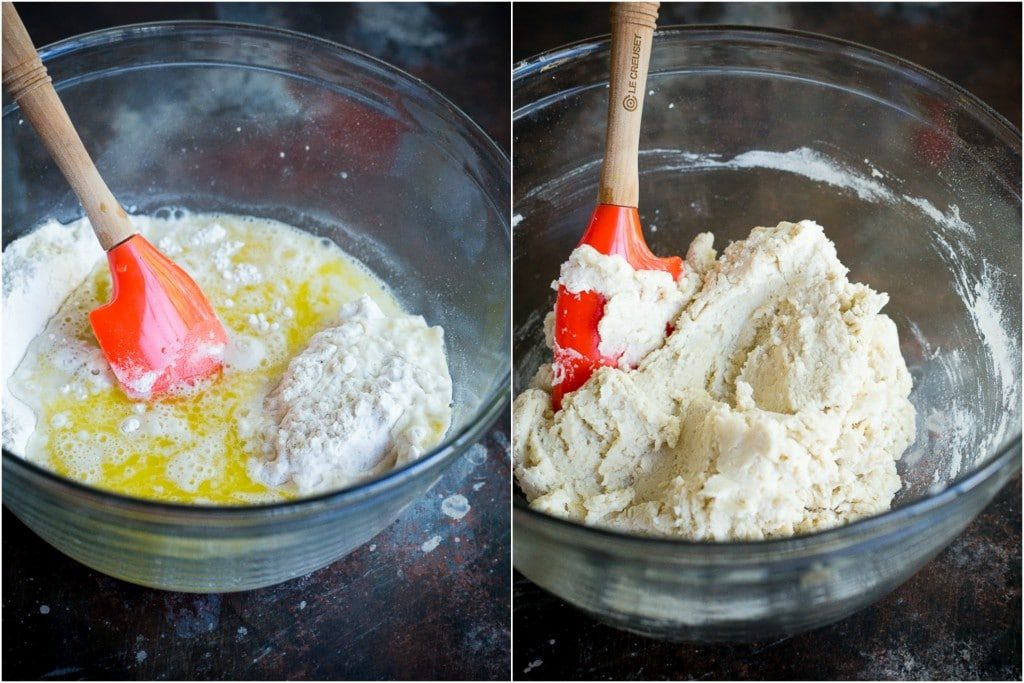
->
[8,212,403,504]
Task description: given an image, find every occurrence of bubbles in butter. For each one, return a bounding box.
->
[8,211,403,504]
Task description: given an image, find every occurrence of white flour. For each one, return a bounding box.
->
[248,296,453,494]
[2,219,102,453]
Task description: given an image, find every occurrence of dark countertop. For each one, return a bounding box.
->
[3,3,510,681]
[512,3,1021,681]
[3,418,510,681]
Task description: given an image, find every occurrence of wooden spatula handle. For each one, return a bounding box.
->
[2,2,135,251]
[598,1,659,208]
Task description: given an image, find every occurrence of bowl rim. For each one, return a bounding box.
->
[514,24,1021,143]
[512,25,1022,552]
[2,20,511,516]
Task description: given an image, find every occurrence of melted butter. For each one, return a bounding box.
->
[10,212,402,504]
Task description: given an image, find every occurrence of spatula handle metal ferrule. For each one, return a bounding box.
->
[2,2,135,251]
[599,1,659,209]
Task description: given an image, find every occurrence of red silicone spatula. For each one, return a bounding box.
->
[552,2,682,410]
[2,3,228,399]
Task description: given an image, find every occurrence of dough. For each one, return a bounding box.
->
[513,220,916,540]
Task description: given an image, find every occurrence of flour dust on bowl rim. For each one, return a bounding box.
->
[2,22,510,592]
[512,26,1021,641]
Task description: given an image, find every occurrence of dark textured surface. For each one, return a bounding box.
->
[512,2,1021,681]
[4,3,510,681]
[4,417,510,681]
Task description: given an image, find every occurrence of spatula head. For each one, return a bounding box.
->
[89,234,228,399]
[551,204,682,410]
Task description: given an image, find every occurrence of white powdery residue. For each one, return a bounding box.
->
[511,214,523,228]
[900,195,973,236]
[924,410,948,434]
[465,444,488,466]
[906,320,938,361]
[726,148,895,203]
[2,218,104,455]
[298,600,307,610]
[356,3,448,48]
[523,659,543,673]
[970,277,1019,453]
[369,544,377,552]
[421,535,442,552]
[237,626,248,637]
[188,223,227,246]
[157,235,183,256]
[39,605,50,614]
[523,147,900,208]
[922,209,1014,477]
[136,650,148,664]
[473,481,486,491]
[441,493,470,520]
[249,296,453,495]
[212,240,263,285]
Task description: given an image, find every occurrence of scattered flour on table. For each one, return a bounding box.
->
[465,444,488,466]
[441,493,471,520]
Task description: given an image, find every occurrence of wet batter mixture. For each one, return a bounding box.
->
[2,212,452,504]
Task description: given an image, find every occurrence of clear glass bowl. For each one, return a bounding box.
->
[2,22,510,592]
[513,27,1021,641]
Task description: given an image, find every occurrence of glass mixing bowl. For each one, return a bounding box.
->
[2,22,509,592]
[513,27,1020,641]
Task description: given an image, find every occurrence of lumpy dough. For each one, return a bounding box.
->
[513,220,917,541]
